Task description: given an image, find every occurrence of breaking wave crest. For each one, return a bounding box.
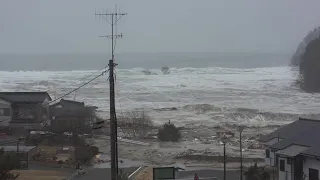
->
[155,104,320,127]
[125,66,288,76]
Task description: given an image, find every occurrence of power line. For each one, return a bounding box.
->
[77,66,108,82]
[0,69,109,124]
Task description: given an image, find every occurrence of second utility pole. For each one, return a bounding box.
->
[95,7,127,180]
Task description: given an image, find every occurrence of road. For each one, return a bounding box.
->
[72,167,139,180]
[177,169,241,180]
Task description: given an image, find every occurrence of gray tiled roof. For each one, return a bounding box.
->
[301,145,320,157]
[259,117,320,142]
[0,92,51,103]
[263,118,320,158]
[276,145,310,157]
[270,124,320,150]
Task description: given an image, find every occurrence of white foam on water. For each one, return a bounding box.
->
[0,66,319,127]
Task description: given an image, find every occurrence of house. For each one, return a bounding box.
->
[0,92,51,132]
[260,117,320,180]
[49,99,97,134]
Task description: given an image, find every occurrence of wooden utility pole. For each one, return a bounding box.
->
[95,6,127,180]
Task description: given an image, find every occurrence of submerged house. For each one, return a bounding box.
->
[49,99,97,134]
[260,118,320,180]
[0,92,51,132]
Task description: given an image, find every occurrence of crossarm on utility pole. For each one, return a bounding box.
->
[95,6,127,180]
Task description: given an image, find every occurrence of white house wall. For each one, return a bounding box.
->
[0,98,11,126]
[265,148,277,166]
[278,157,293,180]
[264,138,283,167]
[303,156,320,180]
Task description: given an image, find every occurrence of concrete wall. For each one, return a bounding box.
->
[0,98,11,127]
[303,156,320,180]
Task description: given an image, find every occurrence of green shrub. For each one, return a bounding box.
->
[157,121,181,142]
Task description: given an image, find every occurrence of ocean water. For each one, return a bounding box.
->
[1,52,319,127]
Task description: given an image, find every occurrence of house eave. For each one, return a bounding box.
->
[300,153,320,159]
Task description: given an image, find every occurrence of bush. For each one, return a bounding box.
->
[89,146,99,156]
[157,121,181,142]
[118,111,153,139]
[75,146,94,164]
[244,164,270,180]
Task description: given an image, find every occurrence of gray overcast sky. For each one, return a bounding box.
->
[1,0,320,54]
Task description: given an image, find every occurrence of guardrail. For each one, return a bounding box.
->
[128,166,145,180]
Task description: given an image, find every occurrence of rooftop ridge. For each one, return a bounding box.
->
[298,117,320,122]
[0,91,49,94]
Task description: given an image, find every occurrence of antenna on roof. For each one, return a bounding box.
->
[53,85,56,100]
[73,91,77,100]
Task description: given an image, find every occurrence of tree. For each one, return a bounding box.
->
[118,111,153,139]
[0,149,19,180]
[158,121,181,142]
[298,37,320,92]
[75,146,94,165]
[291,27,320,66]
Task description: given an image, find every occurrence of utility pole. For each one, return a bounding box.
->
[221,136,228,180]
[238,126,244,180]
[95,6,127,180]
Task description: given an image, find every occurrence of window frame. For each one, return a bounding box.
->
[309,168,319,180]
[0,108,10,116]
[279,159,285,172]
[266,149,270,158]
[287,157,292,164]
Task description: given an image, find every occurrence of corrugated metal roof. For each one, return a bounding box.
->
[276,145,310,157]
[0,145,36,152]
[0,92,51,103]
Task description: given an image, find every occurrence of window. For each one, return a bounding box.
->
[287,158,292,164]
[309,168,319,180]
[280,159,285,172]
[0,108,10,116]
[266,149,270,158]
